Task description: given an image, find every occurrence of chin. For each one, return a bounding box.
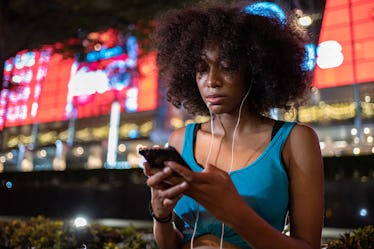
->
[211,104,241,115]
[208,106,225,115]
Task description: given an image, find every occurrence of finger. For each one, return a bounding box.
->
[151,185,185,216]
[165,161,193,181]
[144,162,159,177]
[160,182,189,208]
[161,181,189,203]
[146,166,174,187]
[204,164,228,178]
[144,162,166,176]
[143,162,152,177]
[204,163,219,171]
[163,193,183,207]
[158,181,173,189]
[162,173,185,186]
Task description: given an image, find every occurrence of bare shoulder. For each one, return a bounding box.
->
[283,123,323,171]
[168,126,187,153]
[290,123,319,141]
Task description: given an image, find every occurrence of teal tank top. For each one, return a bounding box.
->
[174,122,296,249]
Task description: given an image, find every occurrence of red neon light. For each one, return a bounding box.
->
[36,53,74,123]
[313,0,374,88]
[137,52,158,112]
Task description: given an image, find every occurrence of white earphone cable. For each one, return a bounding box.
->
[221,87,251,249]
[229,87,251,172]
[192,86,251,249]
[190,109,215,249]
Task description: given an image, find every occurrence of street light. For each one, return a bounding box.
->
[74,216,88,228]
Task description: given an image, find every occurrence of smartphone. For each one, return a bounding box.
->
[138,146,190,170]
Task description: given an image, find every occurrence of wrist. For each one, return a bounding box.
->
[149,202,173,223]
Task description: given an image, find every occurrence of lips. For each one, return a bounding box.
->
[205,94,225,105]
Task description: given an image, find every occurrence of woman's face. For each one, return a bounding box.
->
[196,44,249,115]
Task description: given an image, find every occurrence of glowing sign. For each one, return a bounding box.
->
[316,41,344,69]
[86,45,123,62]
[0,47,52,128]
[0,30,158,130]
[303,43,317,71]
[314,0,374,88]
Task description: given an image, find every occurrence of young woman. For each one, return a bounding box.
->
[143,2,324,249]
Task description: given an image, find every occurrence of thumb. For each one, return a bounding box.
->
[204,163,218,172]
[204,163,227,174]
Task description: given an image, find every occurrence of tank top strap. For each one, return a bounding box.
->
[181,123,201,171]
[271,121,296,153]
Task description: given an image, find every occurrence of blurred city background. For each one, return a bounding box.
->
[0,0,373,242]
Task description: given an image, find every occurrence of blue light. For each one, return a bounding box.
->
[128,129,139,139]
[5,180,13,189]
[359,208,368,217]
[86,46,123,62]
[302,43,316,71]
[4,59,13,71]
[244,3,314,72]
[126,36,138,63]
[244,2,286,25]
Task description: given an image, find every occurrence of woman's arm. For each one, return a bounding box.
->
[167,124,324,249]
[144,128,187,249]
[284,124,325,248]
[145,164,187,249]
[152,207,183,249]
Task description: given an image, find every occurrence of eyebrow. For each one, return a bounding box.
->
[198,54,213,64]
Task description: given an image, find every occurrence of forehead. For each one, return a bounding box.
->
[200,42,234,64]
[200,44,220,60]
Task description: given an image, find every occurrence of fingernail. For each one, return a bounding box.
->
[164,161,171,166]
[163,167,171,173]
[181,181,188,188]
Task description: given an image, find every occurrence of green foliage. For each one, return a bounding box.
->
[0,216,157,249]
[327,225,374,249]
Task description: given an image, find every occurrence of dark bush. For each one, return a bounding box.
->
[327,225,374,249]
[0,216,157,249]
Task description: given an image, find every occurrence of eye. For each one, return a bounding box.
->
[196,62,208,73]
[219,61,234,72]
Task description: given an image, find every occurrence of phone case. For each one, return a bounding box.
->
[138,146,190,169]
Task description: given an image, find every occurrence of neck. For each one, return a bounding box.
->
[210,112,264,136]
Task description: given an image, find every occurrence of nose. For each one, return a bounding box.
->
[207,68,221,88]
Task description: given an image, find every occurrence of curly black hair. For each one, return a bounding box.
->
[151,1,313,116]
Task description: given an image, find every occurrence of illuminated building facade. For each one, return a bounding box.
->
[0,28,159,172]
[300,0,374,157]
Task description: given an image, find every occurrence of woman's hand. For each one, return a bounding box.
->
[143,162,189,219]
[165,161,245,222]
